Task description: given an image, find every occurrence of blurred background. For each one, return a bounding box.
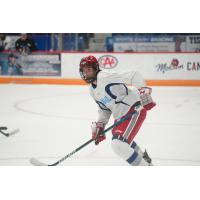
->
[1,33,200,53]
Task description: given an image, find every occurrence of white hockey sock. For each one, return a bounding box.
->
[111,139,148,166]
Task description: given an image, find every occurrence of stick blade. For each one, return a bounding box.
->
[9,128,20,136]
[0,127,8,130]
[30,158,48,166]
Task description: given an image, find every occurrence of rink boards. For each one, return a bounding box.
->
[0,52,200,86]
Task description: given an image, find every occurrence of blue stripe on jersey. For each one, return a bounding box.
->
[105,83,129,106]
[115,101,130,106]
[96,100,111,111]
[105,83,128,100]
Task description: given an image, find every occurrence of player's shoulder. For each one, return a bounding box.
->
[96,71,114,85]
[98,70,118,79]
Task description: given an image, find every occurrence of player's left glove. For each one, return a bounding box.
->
[139,87,156,111]
[91,122,106,145]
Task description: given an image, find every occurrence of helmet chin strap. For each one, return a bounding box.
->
[85,77,96,84]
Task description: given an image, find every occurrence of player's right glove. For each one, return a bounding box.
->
[139,87,156,111]
[91,122,106,145]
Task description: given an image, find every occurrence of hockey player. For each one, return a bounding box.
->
[79,55,156,166]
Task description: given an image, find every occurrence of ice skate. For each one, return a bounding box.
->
[143,149,153,166]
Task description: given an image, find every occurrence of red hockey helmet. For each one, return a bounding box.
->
[79,55,100,83]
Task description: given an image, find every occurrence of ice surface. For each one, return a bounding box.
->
[0,84,200,166]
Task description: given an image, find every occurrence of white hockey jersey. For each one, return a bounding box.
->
[89,70,146,125]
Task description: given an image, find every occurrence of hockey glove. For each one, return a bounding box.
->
[91,122,106,145]
[139,87,156,111]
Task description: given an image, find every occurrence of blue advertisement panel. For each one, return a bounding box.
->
[106,36,177,52]
[113,36,175,43]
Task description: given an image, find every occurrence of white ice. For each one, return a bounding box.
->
[0,84,200,166]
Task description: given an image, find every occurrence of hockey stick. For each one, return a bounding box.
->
[0,127,20,137]
[0,127,7,130]
[30,109,138,166]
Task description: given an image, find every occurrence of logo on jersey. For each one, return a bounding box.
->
[99,96,112,105]
[114,130,123,134]
[98,55,118,69]
[155,58,184,73]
